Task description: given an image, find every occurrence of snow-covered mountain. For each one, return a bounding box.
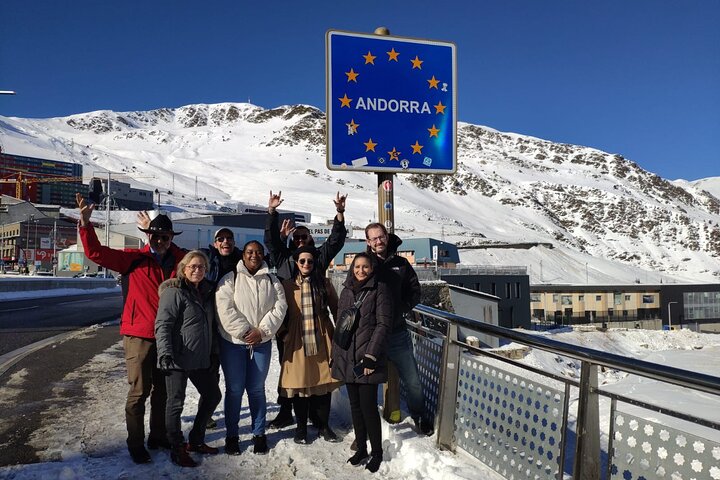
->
[1,103,719,284]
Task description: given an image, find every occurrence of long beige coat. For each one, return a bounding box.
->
[279,277,342,397]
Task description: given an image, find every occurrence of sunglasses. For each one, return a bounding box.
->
[294,234,309,241]
[151,234,171,242]
[215,236,234,243]
[297,258,314,265]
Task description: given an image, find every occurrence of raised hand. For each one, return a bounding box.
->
[75,193,95,227]
[280,218,296,241]
[334,192,347,212]
[137,211,151,230]
[268,190,284,211]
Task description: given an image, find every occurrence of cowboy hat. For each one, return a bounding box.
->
[138,214,182,235]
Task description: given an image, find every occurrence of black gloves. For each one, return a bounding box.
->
[159,355,175,372]
[361,355,377,370]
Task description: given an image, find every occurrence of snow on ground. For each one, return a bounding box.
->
[0,325,494,480]
[2,287,720,479]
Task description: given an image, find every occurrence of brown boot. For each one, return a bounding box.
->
[170,444,197,468]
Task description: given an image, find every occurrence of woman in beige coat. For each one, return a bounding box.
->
[279,245,342,445]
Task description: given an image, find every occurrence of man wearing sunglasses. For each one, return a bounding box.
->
[198,228,243,429]
[264,190,348,429]
[76,193,186,464]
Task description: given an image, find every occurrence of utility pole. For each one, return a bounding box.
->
[52,218,57,276]
[105,172,111,247]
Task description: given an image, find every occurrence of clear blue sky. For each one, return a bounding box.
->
[1,0,718,180]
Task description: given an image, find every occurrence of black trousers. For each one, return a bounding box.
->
[165,368,222,448]
[275,338,294,412]
[291,393,331,433]
[346,383,382,455]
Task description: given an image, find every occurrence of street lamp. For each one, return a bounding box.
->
[667,301,678,330]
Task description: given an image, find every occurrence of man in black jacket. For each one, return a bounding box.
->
[265,190,347,428]
[365,222,433,436]
[201,228,243,430]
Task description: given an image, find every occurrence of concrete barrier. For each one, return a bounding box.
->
[0,277,117,293]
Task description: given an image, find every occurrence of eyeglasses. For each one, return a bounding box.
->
[298,258,314,265]
[185,264,206,272]
[215,236,234,243]
[151,234,171,242]
[367,235,386,244]
[294,234,309,241]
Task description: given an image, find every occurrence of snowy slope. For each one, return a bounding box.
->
[1,103,719,284]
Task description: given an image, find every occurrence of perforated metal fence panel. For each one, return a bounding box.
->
[455,355,565,480]
[405,327,444,422]
[609,409,720,480]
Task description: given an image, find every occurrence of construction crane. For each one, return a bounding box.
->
[0,171,85,199]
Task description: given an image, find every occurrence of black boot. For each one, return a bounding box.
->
[252,434,268,454]
[365,452,383,473]
[268,397,295,429]
[225,436,240,456]
[292,396,309,444]
[347,449,369,465]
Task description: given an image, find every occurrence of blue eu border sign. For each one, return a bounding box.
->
[326,30,457,175]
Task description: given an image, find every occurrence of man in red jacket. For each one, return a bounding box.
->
[76,193,186,464]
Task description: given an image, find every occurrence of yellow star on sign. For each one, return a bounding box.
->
[427,75,440,89]
[346,119,359,134]
[388,147,400,160]
[428,124,440,137]
[363,51,376,65]
[364,138,378,152]
[411,56,423,69]
[345,68,359,82]
[339,94,352,108]
[434,101,446,114]
[387,48,399,62]
[411,141,423,154]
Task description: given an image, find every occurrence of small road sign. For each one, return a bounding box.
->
[326,30,457,174]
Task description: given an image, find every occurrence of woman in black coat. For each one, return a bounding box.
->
[331,252,392,473]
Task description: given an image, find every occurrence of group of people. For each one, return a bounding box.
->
[75,189,433,473]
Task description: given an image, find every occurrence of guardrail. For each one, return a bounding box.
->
[405,305,720,480]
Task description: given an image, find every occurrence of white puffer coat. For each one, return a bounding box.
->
[215,260,287,345]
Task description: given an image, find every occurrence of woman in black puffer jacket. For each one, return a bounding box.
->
[331,252,393,473]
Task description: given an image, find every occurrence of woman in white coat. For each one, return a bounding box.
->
[216,240,287,455]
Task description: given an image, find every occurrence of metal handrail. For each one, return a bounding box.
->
[416,304,720,396]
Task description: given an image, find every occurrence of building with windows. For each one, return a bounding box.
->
[442,266,531,329]
[332,237,460,271]
[530,284,720,332]
[1,152,84,207]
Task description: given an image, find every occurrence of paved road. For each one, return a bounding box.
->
[0,321,122,467]
[0,292,122,356]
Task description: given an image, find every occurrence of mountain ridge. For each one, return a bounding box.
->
[1,102,718,284]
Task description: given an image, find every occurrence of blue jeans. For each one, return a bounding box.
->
[219,338,272,437]
[387,328,426,419]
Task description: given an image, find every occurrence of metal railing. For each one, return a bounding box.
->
[403,304,720,480]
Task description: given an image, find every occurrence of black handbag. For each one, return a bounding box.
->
[334,290,369,350]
